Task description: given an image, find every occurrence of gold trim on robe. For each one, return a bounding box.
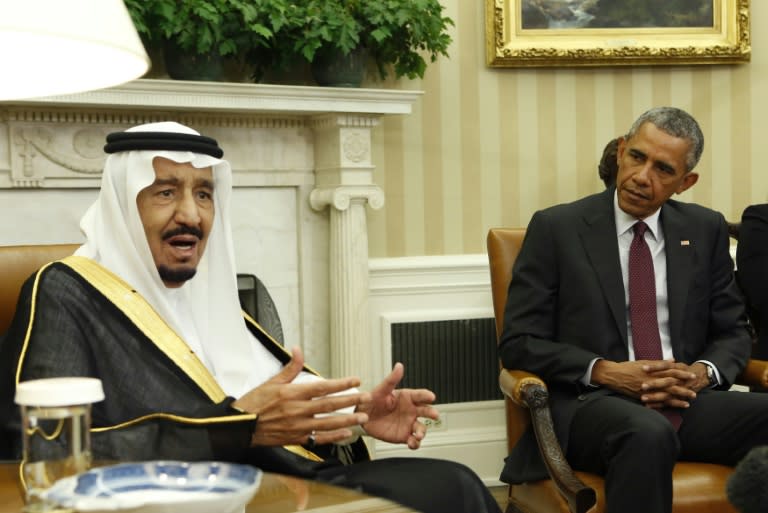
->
[15,256,340,463]
[60,256,227,402]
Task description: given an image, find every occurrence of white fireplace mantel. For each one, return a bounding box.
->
[6,78,422,115]
[0,79,421,381]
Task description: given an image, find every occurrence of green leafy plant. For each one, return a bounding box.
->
[124,0,295,61]
[294,0,455,80]
[124,0,454,83]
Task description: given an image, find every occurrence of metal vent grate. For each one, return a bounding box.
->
[391,318,502,404]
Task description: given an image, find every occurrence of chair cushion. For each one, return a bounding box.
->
[508,462,736,513]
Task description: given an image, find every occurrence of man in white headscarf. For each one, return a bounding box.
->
[1,122,501,513]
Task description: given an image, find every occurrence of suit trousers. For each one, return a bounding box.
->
[565,388,768,513]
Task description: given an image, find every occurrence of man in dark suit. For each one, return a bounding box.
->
[499,106,768,513]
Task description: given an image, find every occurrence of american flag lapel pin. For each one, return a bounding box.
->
[680,240,690,246]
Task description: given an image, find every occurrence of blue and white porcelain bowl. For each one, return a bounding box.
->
[44,461,262,513]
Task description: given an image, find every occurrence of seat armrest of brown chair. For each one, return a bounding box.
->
[499,369,547,407]
[499,368,597,513]
[737,358,768,390]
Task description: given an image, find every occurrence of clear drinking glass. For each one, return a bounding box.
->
[14,377,104,512]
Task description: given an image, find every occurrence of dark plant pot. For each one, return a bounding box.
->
[311,47,368,87]
[258,61,313,86]
[163,41,224,81]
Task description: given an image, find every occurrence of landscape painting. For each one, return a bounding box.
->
[520,0,713,30]
[485,0,750,67]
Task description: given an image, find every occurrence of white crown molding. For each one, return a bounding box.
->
[3,78,423,116]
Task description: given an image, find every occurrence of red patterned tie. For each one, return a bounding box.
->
[629,222,682,429]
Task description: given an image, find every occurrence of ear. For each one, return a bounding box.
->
[617,136,627,159]
[676,172,699,194]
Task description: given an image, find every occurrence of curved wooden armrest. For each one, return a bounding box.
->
[498,369,547,407]
[498,369,597,513]
[737,359,768,390]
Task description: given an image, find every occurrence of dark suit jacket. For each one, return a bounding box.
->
[736,203,768,359]
[499,188,751,483]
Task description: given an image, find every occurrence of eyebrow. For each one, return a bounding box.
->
[151,177,214,189]
[152,177,180,187]
[628,148,677,174]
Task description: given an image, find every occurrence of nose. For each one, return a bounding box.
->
[174,192,201,226]
[633,162,653,184]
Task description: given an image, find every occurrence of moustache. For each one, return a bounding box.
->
[162,225,204,241]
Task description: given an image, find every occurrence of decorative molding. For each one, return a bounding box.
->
[15,126,106,173]
[341,130,369,164]
[1,80,419,190]
[308,114,382,129]
[369,254,491,294]
[5,78,422,116]
[309,185,385,212]
[9,124,114,188]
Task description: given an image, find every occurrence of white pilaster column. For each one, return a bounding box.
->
[309,114,384,386]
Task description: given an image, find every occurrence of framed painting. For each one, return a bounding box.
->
[485,0,750,67]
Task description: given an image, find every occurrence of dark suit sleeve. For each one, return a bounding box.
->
[498,210,601,385]
[695,213,752,386]
[736,204,768,357]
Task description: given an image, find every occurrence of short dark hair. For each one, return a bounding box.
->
[598,138,620,189]
[626,106,704,172]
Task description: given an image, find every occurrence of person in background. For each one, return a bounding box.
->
[735,204,768,358]
[598,137,620,189]
[498,106,768,513]
[0,121,501,513]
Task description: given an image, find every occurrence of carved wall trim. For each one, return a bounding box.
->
[308,114,381,129]
[1,80,419,190]
[1,108,307,130]
[309,185,385,212]
[341,130,369,164]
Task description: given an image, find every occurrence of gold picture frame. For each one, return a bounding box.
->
[485,0,750,67]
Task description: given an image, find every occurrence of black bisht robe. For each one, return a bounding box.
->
[0,256,368,474]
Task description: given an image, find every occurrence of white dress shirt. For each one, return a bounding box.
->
[581,191,720,386]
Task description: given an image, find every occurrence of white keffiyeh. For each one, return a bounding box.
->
[75,122,285,397]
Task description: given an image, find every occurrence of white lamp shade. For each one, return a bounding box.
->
[0,0,150,101]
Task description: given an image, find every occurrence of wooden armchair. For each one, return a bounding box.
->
[487,227,768,513]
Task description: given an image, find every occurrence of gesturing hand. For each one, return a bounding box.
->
[357,363,440,450]
[232,347,370,447]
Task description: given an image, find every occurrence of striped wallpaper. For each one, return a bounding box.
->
[366,0,767,258]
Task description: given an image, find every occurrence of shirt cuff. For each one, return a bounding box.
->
[695,360,721,387]
[581,357,603,388]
